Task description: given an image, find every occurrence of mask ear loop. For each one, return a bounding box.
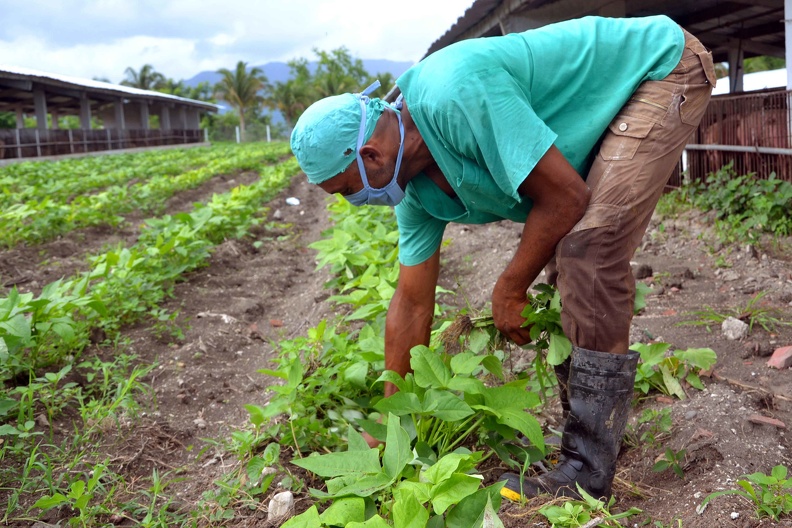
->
[354,80,382,188]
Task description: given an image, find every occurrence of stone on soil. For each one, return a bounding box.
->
[267,490,294,522]
[767,345,792,369]
[722,317,748,340]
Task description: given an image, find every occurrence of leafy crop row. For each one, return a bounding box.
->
[0,146,224,207]
[0,156,301,410]
[0,142,292,247]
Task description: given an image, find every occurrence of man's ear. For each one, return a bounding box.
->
[358,144,383,167]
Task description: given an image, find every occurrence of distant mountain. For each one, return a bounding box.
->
[184,59,414,89]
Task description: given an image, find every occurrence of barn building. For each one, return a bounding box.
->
[0,65,218,162]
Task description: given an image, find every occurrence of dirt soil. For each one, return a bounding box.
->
[4,170,792,528]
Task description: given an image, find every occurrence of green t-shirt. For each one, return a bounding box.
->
[394,15,684,266]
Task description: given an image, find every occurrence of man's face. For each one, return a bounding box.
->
[317,154,397,199]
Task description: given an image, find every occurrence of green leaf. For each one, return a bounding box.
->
[292,448,381,478]
[446,483,504,528]
[32,493,69,510]
[482,386,540,411]
[468,329,491,354]
[346,515,391,528]
[392,491,430,528]
[318,472,394,498]
[244,404,266,428]
[424,454,468,485]
[674,347,717,371]
[497,409,545,453]
[411,346,451,389]
[659,364,686,399]
[0,398,18,417]
[429,473,482,514]
[374,392,423,416]
[481,355,504,380]
[547,333,572,366]
[448,376,485,395]
[630,342,671,366]
[320,497,366,526]
[771,465,788,481]
[344,362,369,389]
[347,425,370,452]
[450,352,485,376]
[424,390,475,421]
[281,505,322,528]
[246,457,266,483]
[374,370,408,393]
[383,414,412,479]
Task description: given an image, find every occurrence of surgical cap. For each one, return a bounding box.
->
[290,92,390,184]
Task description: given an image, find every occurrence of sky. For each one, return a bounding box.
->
[0,0,474,83]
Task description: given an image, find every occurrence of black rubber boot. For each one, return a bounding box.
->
[501,347,639,501]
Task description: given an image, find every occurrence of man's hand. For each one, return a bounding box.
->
[492,281,532,345]
[492,145,589,345]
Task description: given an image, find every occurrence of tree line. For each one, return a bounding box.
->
[118,48,395,141]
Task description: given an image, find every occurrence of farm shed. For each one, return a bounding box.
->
[412,0,792,184]
[0,65,219,162]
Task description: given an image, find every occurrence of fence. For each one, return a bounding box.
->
[0,128,206,160]
[676,87,792,188]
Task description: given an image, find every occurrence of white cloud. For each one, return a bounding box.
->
[0,0,473,81]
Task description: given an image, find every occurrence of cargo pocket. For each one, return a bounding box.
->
[599,116,654,161]
[680,83,712,126]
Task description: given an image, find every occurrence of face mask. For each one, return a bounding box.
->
[345,82,405,207]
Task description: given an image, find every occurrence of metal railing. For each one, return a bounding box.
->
[678,87,792,187]
[0,128,205,160]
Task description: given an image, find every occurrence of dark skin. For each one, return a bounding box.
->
[320,102,591,398]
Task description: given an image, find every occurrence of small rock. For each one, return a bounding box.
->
[722,317,749,340]
[267,490,294,522]
[269,319,284,328]
[747,414,786,429]
[272,209,282,220]
[285,197,300,206]
[656,396,674,404]
[685,410,698,420]
[670,286,681,293]
[193,417,207,429]
[731,512,740,520]
[768,346,792,369]
[721,270,740,282]
[35,413,49,428]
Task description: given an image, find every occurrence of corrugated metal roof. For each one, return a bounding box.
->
[0,63,219,111]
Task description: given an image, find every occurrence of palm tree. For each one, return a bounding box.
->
[121,64,166,90]
[214,61,268,141]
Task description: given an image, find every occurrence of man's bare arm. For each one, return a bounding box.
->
[492,145,590,345]
[384,248,440,396]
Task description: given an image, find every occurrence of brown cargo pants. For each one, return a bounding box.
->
[546,29,716,354]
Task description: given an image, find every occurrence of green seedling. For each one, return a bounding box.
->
[625,407,672,449]
[631,342,716,399]
[653,448,687,479]
[700,465,792,521]
[539,484,642,527]
[680,291,791,334]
